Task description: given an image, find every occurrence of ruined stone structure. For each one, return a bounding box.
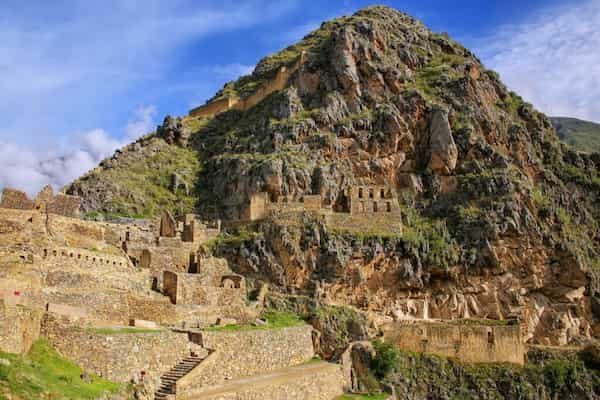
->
[0,188,35,210]
[243,192,270,221]
[347,184,401,215]
[162,259,246,307]
[188,52,306,119]
[383,320,524,365]
[0,300,42,353]
[0,186,81,217]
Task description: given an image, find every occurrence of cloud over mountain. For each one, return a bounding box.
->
[478,0,600,123]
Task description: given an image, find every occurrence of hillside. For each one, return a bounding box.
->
[67,5,600,355]
[551,116,600,153]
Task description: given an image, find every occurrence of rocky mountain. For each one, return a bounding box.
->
[68,5,600,353]
[552,116,600,153]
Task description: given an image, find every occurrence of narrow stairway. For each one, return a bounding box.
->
[154,354,205,400]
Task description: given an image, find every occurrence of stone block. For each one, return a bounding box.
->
[130,319,159,329]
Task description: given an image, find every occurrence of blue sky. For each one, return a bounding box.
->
[1,0,598,194]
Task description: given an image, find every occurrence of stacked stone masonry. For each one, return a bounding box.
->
[178,326,315,395]
[178,363,345,400]
[1,186,80,218]
[41,313,202,394]
[0,300,42,353]
[383,320,524,365]
[188,52,306,118]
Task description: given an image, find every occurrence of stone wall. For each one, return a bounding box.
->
[0,300,42,354]
[347,185,400,215]
[178,363,344,400]
[188,52,305,119]
[46,194,81,218]
[383,321,524,365]
[0,187,80,217]
[0,189,34,210]
[178,325,315,392]
[41,313,199,391]
[243,192,270,221]
[163,270,246,307]
[40,246,129,268]
[189,96,239,118]
[326,211,403,235]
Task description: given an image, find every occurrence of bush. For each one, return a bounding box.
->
[542,359,577,392]
[371,341,400,379]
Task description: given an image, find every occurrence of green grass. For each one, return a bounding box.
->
[551,116,600,153]
[0,340,121,399]
[86,327,164,335]
[338,395,388,400]
[203,310,306,332]
[76,136,202,219]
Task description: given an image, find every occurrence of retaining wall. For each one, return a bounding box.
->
[41,313,199,391]
[383,321,524,365]
[178,325,315,393]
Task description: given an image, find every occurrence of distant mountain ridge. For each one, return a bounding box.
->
[551,116,600,153]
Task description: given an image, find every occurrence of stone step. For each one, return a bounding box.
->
[164,371,188,377]
[170,368,193,373]
[155,355,205,400]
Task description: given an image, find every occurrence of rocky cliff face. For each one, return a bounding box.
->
[68,6,600,347]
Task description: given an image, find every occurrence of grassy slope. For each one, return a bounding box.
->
[0,340,122,400]
[551,116,600,153]
[83,136,202,219]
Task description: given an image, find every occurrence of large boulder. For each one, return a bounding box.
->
[428,107,458,175]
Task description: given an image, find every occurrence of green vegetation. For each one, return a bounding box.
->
[551,116,600,153]
[182,116,212,132]
[86,327,164,335]
[203,310,306,332]
[79,137,202,219]
[401,206,460,268]
[531,188,551,209]
[412,51,467,101]
[371,341,400,379]
[338,394,388,400]
[373,344,600,399]
[0,340,121,399]
[502,91,526,117]
[203,225,263,252]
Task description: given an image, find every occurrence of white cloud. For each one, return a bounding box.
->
[209,64,255,79]
[0,0,299,196]
[0,105,156,196]
[124,105,157,139]
[477,0,600,122]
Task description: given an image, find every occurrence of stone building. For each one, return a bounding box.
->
[383,320,524,365]
[347,184,400,215]
[163,256,246,307]
[0,186,80,218]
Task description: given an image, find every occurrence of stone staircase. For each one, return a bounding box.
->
[155,354,205,400]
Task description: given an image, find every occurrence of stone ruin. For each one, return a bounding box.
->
[346,184,401,215]
[383,320,524,365]
[0,186,81,218]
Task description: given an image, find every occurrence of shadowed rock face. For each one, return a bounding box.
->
[68,6,600,346]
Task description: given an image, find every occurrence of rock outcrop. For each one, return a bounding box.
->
[66,6,600,348]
